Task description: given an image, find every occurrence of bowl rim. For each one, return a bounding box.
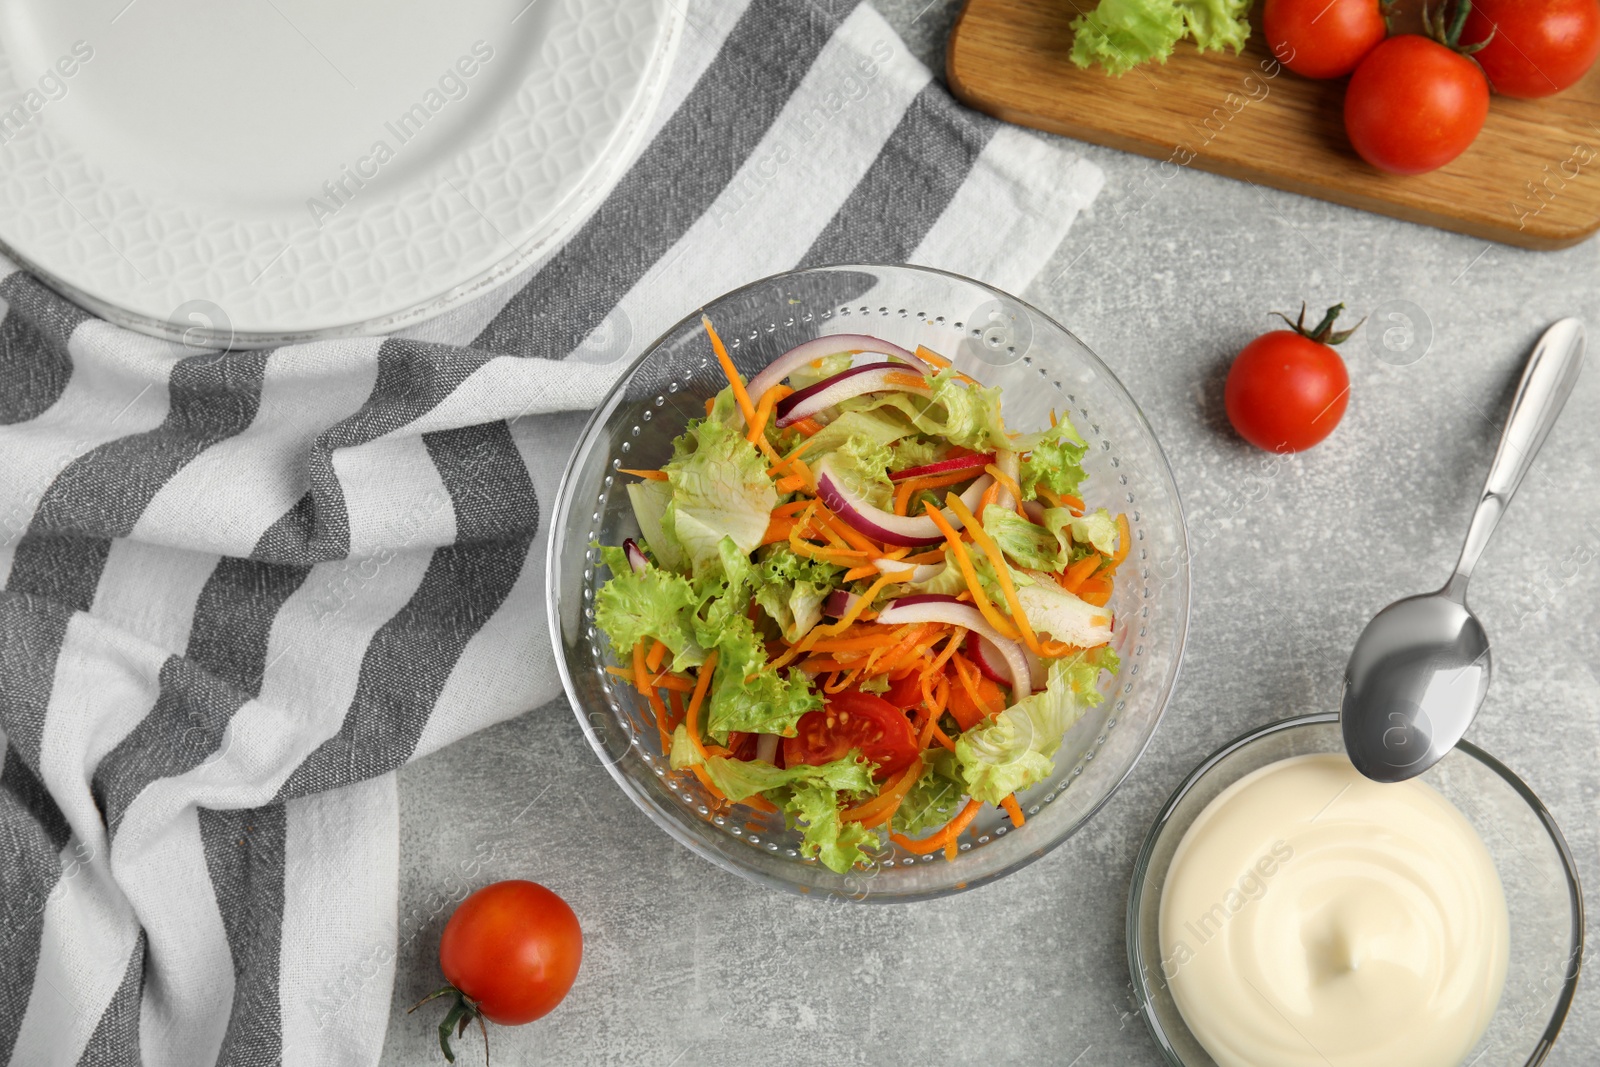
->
[1125,711,1586,1066]
[546,261,1192,901]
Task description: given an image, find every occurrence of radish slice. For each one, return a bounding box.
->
[968,633,1048,690]
[622,538,649,573]
[871,557,946,584]
[822,589,861,618]
[816,455,993,547]
[876,595,1031,698]
[888,452,995,483]
[755,734,779,764]
[747,334,928,399]
[774,364,932,428]
[994,450,1020,511]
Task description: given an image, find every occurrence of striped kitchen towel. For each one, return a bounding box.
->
[0,1,1102,1065]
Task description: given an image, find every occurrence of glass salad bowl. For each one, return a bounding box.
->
[547,264,1191,901]
[1128,713,1584,1065]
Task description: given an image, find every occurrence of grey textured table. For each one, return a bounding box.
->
[381,2,1600,1062]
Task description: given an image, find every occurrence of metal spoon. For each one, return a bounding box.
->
[1341,318,1586,782]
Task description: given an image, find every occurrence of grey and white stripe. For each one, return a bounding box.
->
[0,2,1102,1064]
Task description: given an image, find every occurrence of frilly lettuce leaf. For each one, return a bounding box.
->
[892,750,967,836]
[829,433,896,512]
[664,412,777,579]
[887,435,945,472]
[954,647,1117,804]
[796,407,914,461]
[593,544,705,671]
[983,504,1067,572]
[1181,0,1251,53]
[625,479,689,575]
[1069,0,1185,76]
[1013,576,1115,648]
[1068,507,1119,557]
[698,752,881,872]
[1018,421,1088,501]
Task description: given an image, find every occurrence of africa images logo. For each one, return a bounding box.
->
[0,41,95,145]
[306,40,495,229]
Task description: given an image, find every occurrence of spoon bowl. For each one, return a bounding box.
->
[1341,591,1490,781]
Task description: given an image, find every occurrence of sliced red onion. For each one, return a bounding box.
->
[1021,499,1046,525]
[888,452,994,483]
[747,334,929,399]
[994,451,1020,512]
[967,633,1049,690]
[872,557,946,584]
[755,734,779,764]
[822,589,861,618]
[875,595,1030,698]
[815,455,993,547]
[774,364,932,428]
[622,538,649,573]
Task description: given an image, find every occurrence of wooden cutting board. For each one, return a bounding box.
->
[946,0,1600,250]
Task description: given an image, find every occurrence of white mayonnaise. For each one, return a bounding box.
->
[1158,753,1508,1067]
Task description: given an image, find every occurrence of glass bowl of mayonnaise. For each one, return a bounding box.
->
[1127,712,1583,1067]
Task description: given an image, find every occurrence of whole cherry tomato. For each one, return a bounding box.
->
[413,880,583,1062]
[1463,0,1600,97]
[1225,303,1358,453]
[1264,0,1389,78]
[1345,23,1489,175]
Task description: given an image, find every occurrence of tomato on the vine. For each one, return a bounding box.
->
[784,689,918,780]
[1344,1,1490,174]
[1463,0,1600,97]
[1225,303,1358,453]
[413,880,583,1063]
[1264,0,1389,78]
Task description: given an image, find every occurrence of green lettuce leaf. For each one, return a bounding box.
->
[841,368,1013,453]
[954,647,1117,804]
[796,408,915,461]
[625,479,689,575]
[669,723,703,770]
[1013,576,1115,648]
[592,544,705,670]
[983,504,1066,572]
[700,608,822,740]
[887,435,945,473]
[1067,507,1119,557]
[1181,0,1251,53]
[893,750,967,836]
[1018,421,1089,501]
[1069,0,1185,75]
[701,753,881,873]
[663,413,777,579]
[752,547,839,644]
[828,434,896,512]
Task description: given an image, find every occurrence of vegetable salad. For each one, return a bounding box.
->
[595,319,1124,873]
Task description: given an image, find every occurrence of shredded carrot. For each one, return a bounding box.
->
[605,666,695,692]
[1001,794,1026,827]
[704,397,715,416]
[984,464,1024,507]
[872,622,941,675]
[644,640,668,673]
[1078,578,1113,607]
[949,652,1000,719]
[618,467,669,481]
[976,480,999,515]
[760,515,799,546]
[636,642,671,755]
[775,472,808,494]
[922,629,966,682]
[923,500,1021,641]
[746,384,792,444]
[945,492,1046,658]
[683,649,719,761]
[1062,554,1103,594]
[903,549,946,565]
[689,764,728,805]
[930,724,957,753]
[842,564,877,582]
[771,499,813,519]
[1111,513,1132,565]
[703,316,757,426]
[792,416,824,436]
[891,798,982,855]
[914,344,951,369]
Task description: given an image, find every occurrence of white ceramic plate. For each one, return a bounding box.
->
[0,0,684,346]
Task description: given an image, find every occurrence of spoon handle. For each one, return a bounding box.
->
[1448,318,1586,597]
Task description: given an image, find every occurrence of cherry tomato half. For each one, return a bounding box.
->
[784,690,919,780]
[882,672,924,712]
[1344,35,1489,175]
[438,880,583,1027]
[1464,0,1600,98]
[1263,0,1389,78]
